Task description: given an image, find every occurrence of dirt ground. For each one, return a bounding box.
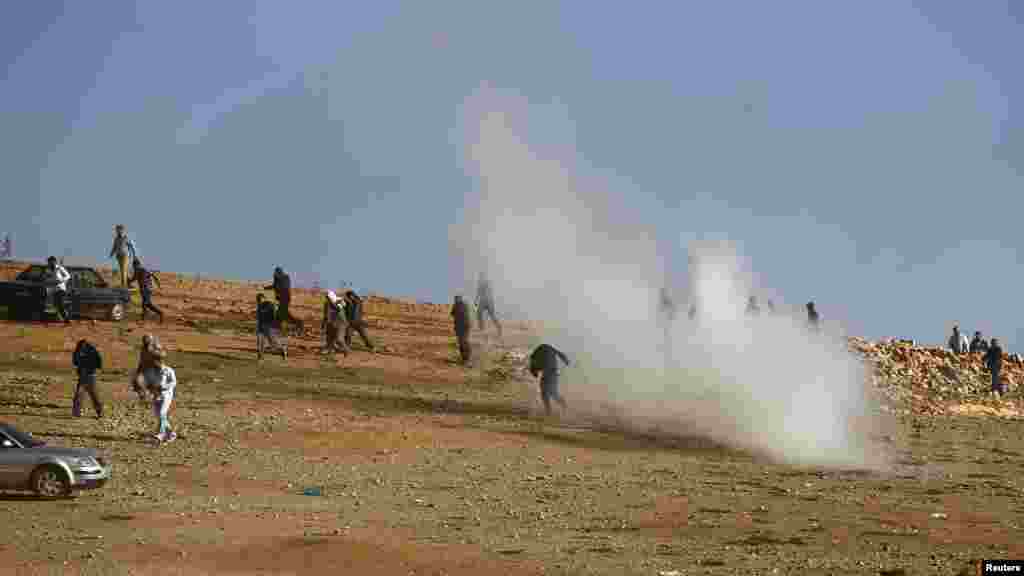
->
[0,262,1022,575]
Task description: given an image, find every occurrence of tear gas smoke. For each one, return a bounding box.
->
[451,87,892,470]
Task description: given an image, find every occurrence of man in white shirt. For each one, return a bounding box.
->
[142,349,177,444]
[46,256,72,324]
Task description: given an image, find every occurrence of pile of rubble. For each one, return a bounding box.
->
[848,337,1024,415]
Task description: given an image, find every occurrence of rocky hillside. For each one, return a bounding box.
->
[850,337,1023,417]
[3,259,1021,419]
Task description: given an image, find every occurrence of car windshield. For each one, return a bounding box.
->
[71,268,106,289]
[15,266,47,283]
[1,425,44,447]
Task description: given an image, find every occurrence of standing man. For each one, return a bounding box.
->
[265,267,304,335]
[970,331,989,354]
[343,290,375,351]
[71,339,103,418]
[983,338,1005,396]
[128,258,163,323]
[319,291,348,356]
[257,294,288,360]
[141,348,177,444]
[745,295,761,317]
[46,256,72,324]
[806,301,820,332]
[0,233,10,260]
[947,324,969,354]
[451,295,472,365]
[475,273,502,337]
[659,287,677,322]
[658,287,676,367]
[528,343,571,416]
[109,224,137,287]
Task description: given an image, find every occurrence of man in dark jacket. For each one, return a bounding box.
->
[969,331,989,354]
[529,344,571,416]
[72,339,103,418]
[659,287,677,322]
[128,258,163,323]
[344,290,375,351]
[264,267,304,335]
[131,334,163,403]
[256,294,287,360]
[745,296,761,317]
[983,338,1005,395]
[451,295,472,364]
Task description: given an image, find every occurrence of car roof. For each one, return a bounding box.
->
[24,264,97,271]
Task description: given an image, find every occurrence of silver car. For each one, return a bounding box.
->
[0,422,111,498]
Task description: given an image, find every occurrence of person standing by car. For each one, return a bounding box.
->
[45,256,71,324]
[71,339,103,418]
[142,347,177,444]
[128,258,163,323]
[109,224,137,287]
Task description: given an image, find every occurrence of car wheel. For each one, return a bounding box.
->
[31,465,71,498]
[108,303,124,322]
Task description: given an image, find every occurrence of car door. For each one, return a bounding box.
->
[69,269,108,317]
[0,432,32,488]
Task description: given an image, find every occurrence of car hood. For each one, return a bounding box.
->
[29,446,100,459]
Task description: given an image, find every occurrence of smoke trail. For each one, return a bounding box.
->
[451,86,891,470]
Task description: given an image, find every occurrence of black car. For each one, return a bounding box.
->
[0,264,131,322]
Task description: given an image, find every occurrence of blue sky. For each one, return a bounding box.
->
[2,1,1021,348]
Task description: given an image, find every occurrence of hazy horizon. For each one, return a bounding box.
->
[2,1,1021,349]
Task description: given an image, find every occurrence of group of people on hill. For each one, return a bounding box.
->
[657,288,822,333]
[948,324,1007,395]
[254,266,376,361]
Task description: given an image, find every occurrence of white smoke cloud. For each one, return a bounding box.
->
[452,84,892,470]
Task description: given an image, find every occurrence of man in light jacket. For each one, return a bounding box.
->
[142,347,177,444]
[320,291,348,356]
[948,324,968,354]
[109,224,137,287]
